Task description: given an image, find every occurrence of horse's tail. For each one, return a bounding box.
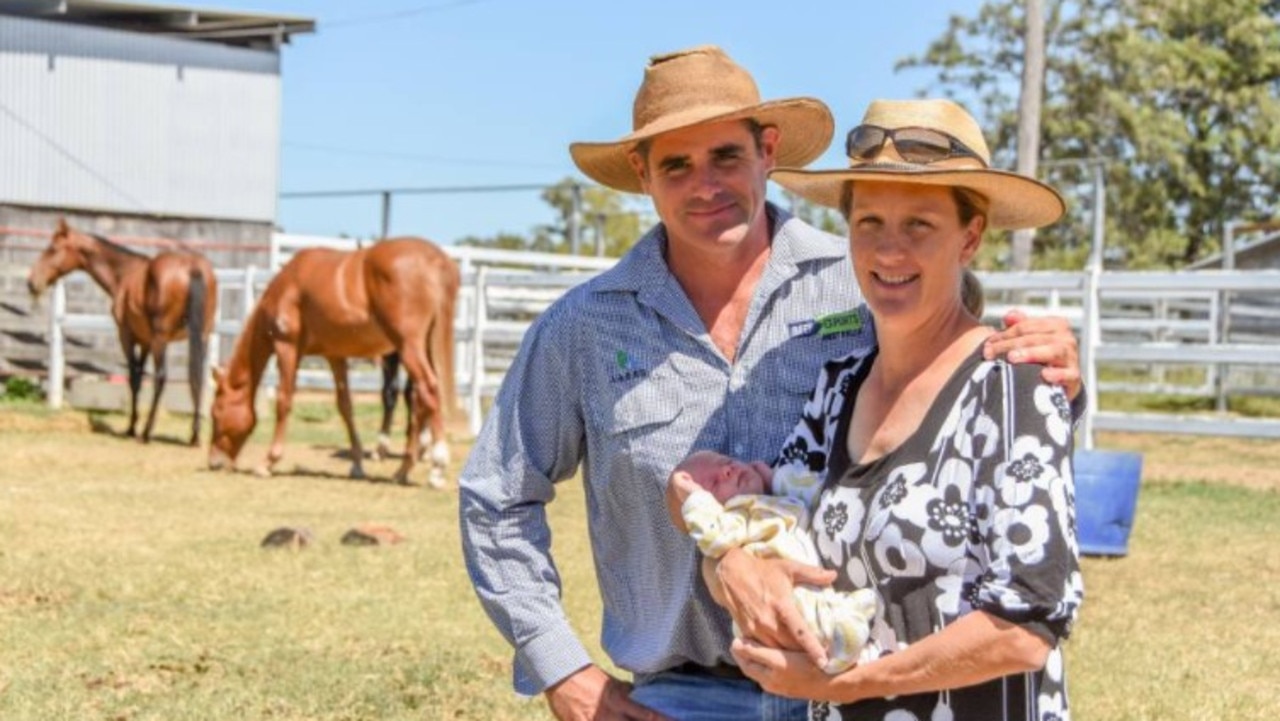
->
[185,267,208,429]
[429,272,459,426]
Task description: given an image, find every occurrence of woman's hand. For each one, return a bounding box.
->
[712,548,836,668]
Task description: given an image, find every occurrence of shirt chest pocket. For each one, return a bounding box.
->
[602,368,689,474]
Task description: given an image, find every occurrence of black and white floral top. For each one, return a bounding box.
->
[773,344,1084,721]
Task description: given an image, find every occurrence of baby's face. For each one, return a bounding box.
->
[681,451,766,502]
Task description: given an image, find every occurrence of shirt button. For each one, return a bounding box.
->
[733,443,745,455]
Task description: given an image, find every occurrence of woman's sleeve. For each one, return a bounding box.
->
[771,354,862,508]
[971,362,1084,644]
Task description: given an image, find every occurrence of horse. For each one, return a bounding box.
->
[26,219,217,445]
[372,351,445,462]
[207,237,460,487]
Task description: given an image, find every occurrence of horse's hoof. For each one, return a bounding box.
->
[253,465,272,478]
[426,470,448,490]
[350,466,366,481]
[374,436,392,462]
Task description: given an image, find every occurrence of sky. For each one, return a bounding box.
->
[207,0,989,245]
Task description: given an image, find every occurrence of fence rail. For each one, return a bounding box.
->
[40,235,1280,443]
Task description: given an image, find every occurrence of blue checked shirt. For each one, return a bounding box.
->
[458,203,875,695]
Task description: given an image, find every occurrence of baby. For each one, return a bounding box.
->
[667,450,876,674]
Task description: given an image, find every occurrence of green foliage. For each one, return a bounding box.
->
[899,0,1280,269]
[458,177,649,258]
[2,375,44,402]
[780,190,849,237]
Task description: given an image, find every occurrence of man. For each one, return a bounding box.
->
[459,45,1081,721]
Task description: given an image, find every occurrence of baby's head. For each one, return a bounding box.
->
[674,450,768,503]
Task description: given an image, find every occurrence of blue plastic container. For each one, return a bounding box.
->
[1072,449,1143,557]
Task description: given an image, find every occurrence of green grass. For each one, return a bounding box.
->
[1,399,1278,719]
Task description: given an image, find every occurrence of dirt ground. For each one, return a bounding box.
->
[4,403,1278,492]
[1094,430,1280,492]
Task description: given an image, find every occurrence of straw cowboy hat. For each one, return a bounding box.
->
[570,45,834,194]
[770,98,1065,230]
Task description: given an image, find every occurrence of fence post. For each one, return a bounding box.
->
[242,265,257,318]
[47,280,66,409]
[469,266,489,437]
[1216,223,1238,412]
[1080,266,1100,450]
[1079,160,1106,450]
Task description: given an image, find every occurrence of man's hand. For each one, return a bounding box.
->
[984,309,1082,400]
[731,637,835,702]
[713,548,836,669]
[544,665,669,721]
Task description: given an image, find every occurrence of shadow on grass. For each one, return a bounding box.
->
[85,411,193,447]
[205,459,420,488]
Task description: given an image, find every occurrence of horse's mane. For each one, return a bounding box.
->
[88,232,147,259]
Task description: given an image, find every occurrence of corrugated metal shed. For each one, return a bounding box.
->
[0,4,314,222]
[0,0,314,49]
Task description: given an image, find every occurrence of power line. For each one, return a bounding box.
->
[282,141,563,170]
[323,0,497,29]
[280,183,560,199]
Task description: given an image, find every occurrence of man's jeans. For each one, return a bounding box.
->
[631,669,809,721]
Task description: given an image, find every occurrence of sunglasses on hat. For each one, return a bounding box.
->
[845,125,985,166]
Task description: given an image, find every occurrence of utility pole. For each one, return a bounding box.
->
[1012,0,1046,271]
[568,182,583,255]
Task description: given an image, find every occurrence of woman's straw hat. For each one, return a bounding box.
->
[570,45,834,194]
[770,98,1065,230]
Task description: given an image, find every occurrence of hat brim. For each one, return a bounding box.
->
[570,98,833,194]
[770,165,1066,231]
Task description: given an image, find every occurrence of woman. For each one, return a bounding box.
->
[727,98,1084,720]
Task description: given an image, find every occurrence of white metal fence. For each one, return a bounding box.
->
[41,234,1280,443]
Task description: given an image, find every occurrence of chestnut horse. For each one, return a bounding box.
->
[26,219,217,445]
[207,237,459,487]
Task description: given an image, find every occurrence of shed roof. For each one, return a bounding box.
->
[1186,225,1280,270]
[0,0,314,49]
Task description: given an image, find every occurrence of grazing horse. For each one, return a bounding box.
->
[26,219,217,445]
[207,237,459,487]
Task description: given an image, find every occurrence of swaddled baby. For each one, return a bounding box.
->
[668,450,876,674]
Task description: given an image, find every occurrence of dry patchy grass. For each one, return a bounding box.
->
[1,399,1277,720]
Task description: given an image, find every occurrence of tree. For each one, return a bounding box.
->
[1011,0,1047,271]
[538,178,647,257]
[780,189,848,237]
[459,177,648,257]
[899,0,1280,269]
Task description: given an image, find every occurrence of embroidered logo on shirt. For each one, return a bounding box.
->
[788,308,864,339]
[817,309,863,337]
[610,350,648,382]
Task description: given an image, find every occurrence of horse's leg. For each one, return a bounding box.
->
[141,333,169,443]
[375,352,400,461]
[397,346,447,488]
[327,356,366,480]
[185,268,209,447]
[259,342,300,477]
[119,331,144,438]
[403,372,429,461]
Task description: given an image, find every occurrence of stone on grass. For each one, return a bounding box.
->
[260,526,315,550]
[340,524,405,547]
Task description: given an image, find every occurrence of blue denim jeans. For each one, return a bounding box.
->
[630,669,809,721]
